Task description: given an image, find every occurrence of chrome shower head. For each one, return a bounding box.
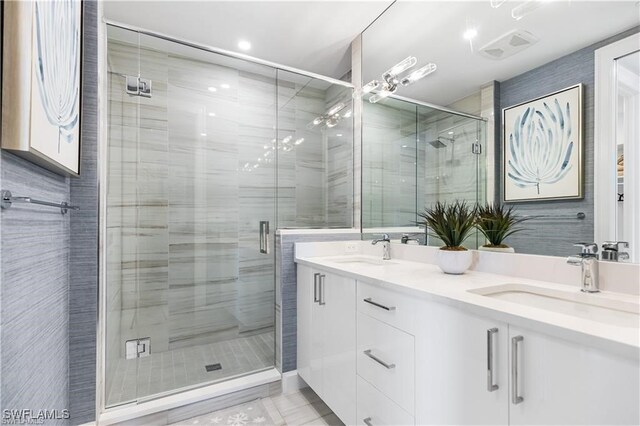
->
[427,138,447,148]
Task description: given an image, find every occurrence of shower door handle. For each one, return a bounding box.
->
[259,221,270,254]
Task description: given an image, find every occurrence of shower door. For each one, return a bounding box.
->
[105,27,276,406]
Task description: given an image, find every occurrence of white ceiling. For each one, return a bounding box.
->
[362,0,640,106]
[103,0,394,79]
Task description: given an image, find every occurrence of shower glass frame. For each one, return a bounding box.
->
[98,20,355,412]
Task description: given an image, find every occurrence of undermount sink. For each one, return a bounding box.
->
[327,256,398,266]
[469,284,640,328]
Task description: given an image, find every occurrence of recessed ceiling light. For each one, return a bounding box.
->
[238,40,251,51]
[208,86,217,92]
[208,112,216,117]
[221,84,230,89]
[463,28,478,40]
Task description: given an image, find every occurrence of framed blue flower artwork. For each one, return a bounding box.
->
[503,84,583,202]
[1,0,82,176]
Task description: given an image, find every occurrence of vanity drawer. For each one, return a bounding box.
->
[357,375,414,426]
[357,280,416,334]
[357,311,415,414]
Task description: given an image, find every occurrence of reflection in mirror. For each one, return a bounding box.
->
[361,0,639,260]
[362,96,486,249]
[614,50,639,261]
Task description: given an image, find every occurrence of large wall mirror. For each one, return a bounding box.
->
[361,0,639,261]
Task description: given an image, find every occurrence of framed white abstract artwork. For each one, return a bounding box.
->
[1,0,82,176]
[502,84,583,202]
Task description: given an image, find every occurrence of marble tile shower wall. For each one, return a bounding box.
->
[276,77,353,229]
[362,101,417,228]
[106,39,354,391]
[363,100,484,230]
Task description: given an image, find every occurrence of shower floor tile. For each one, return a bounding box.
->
[106,331,275,407]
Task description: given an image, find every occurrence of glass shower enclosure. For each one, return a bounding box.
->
[104,25,353,407]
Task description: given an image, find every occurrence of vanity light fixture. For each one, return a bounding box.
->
[238,40,251,51]
[364,56,437,103]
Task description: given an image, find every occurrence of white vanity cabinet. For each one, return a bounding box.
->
[296,264,356,425]
[416,302,509,425]
[297,261,639,426]
[508,326,640,425]
[415,302,639,426]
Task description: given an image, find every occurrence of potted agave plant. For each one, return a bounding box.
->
[475,203,528,253]
[418,201,476,274]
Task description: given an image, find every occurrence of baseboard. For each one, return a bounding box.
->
[281,370,308,394]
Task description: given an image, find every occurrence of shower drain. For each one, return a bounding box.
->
[205,363,222,372]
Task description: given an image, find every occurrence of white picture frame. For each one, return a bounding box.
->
[1,0,82,176]
[503,84,583,202]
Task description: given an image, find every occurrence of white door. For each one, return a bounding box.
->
[321,271,356,426]
[509,326,640,425]
[416,302,509,425]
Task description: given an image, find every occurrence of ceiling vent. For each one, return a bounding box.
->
[478,30,538,60]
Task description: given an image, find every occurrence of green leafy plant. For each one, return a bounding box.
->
[418,201,476,251]
[475,203,529,248]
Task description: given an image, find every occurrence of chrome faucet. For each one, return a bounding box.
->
[601,241,630,262]
[371,234,391,260]
[566,243,600,293]
[401,233,421,244]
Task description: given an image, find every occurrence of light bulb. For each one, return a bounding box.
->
[369,90,392,104]
[294,138,304,145]
[362,80,380,94]
[327,102,346,116]
[400,63,437,86]
[326,117,338,128]
[312,117,324,126]
[384,56,417,78]
[511,0,545,20]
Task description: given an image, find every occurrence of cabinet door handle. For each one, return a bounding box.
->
[487,328,499,392]
[363,417,373,426]
[319,274,326,305]
[511,335,524,404]
[313,273,320,303]
[363,297,396,311]
[363,349,395,369]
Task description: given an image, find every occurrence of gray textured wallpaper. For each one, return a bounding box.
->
[498,26,640,257]
[0,2,98,425]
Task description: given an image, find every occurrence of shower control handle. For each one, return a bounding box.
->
[259,221,270,254]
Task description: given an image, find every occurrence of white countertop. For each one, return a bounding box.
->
[295,253,640,360]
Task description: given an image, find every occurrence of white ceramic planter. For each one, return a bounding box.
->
[478,245,515,253]
[437,249,473,274]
